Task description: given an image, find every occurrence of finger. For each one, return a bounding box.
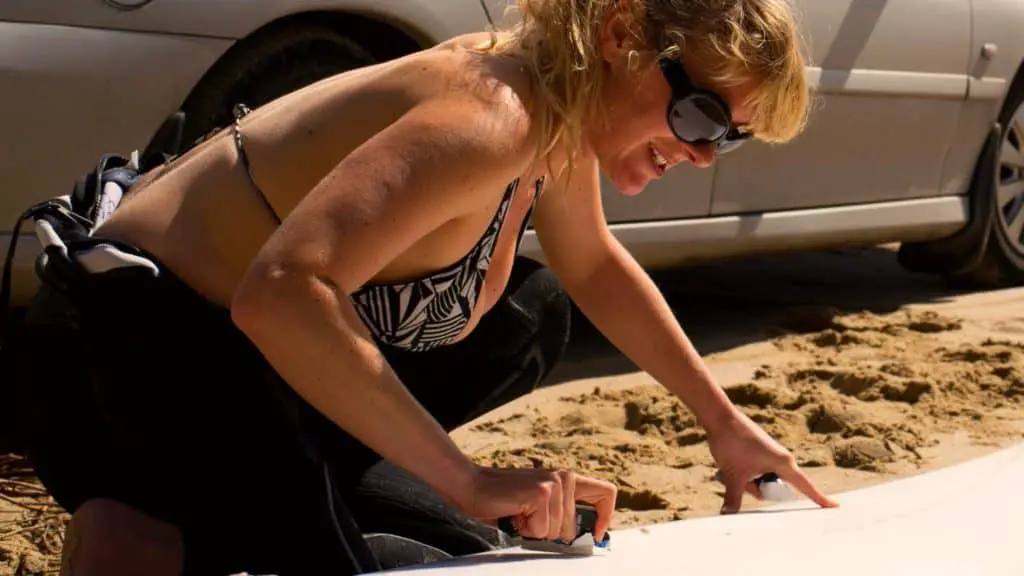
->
[480,516,520,531]
[720,476,746,515]
[777,463,840,509]
[546,473,563,541]
[559,470,577,543]
[521,482,552,539]
[745,481,763,501]
[573,476,617,541]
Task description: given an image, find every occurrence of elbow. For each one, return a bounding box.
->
[229,260,300,339]
[557,251,612,296]
[230,259,354,340]
[556,252,620,312]
[541,230,618,295]
[230,267,274,340]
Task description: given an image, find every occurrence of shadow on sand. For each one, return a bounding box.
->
[542,245,977,386]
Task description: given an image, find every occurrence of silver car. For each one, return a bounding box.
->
[3,0,1024,307]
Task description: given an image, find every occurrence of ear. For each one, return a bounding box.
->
[598,1,637,65]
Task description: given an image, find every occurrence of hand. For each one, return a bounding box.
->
[706,409,839,514]
[458,465,618,542]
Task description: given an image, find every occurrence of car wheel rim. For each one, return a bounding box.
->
[997,102,1024,255]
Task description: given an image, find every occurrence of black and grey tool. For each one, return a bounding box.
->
[497,504,611,556]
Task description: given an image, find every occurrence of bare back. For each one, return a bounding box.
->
[96,34,545,338]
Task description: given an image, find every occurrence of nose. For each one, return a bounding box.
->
[686,144,715,168]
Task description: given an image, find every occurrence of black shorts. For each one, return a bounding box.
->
[14,242,571,576]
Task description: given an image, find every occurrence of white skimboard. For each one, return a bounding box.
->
[383,443,1024,575]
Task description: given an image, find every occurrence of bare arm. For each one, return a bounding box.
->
[534,153,838,511]
[532,154,738,432]
[231,97,534,507]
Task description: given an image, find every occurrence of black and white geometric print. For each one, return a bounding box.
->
[352,178,522,352]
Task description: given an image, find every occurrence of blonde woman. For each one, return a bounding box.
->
[18,0,837,574]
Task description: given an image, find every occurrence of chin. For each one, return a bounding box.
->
[605,165,650,197]
[615,181,647,196]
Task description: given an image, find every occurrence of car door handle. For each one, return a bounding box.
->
[104,0,155,11]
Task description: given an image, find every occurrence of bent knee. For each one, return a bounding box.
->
[61,499,182,576]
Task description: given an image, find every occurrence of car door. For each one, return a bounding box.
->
[599,160,716,223]
[709,0,972,215]
[0,1,231,226]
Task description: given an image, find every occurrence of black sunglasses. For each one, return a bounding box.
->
[658,58,752,155]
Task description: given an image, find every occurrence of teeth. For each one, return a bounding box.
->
[650,144,668,169]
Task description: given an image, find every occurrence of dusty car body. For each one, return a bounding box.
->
[3,0,1024,305]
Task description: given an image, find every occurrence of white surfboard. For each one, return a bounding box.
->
[384,443,1024,575]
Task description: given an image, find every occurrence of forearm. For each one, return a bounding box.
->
[231,272,476,506]
[565,247,738,432]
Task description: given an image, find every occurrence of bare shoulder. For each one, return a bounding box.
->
[355,85,536,210]
[252,50,543,293]
[399,37,538,160]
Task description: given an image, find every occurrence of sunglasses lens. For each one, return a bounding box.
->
[669,95,730,143]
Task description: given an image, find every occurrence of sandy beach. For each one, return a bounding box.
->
[453,246,1024,527]
[454,305,1024,527]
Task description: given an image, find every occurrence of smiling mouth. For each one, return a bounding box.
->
[649,143,668,175]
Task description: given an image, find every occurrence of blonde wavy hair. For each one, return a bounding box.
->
[475,0,811,172]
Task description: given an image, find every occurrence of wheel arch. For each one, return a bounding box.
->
[245,9,433,64]
[969,0,1024,115]
[176,9,431,107]
[995,56,1024,118]
[897,54,1024,283]
[141,8,432,152]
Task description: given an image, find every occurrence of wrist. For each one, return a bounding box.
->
[698,402,744,437]
[432,454,482,512]
[676,375,742,437]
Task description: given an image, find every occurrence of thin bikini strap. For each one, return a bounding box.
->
[231,103,282,225]
[513,176,546,253]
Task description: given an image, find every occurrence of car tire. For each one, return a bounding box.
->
[176,22,377,147]
[898,74,1024,289]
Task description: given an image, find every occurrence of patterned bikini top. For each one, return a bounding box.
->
[351,176,545,352]
[230,104,543,353]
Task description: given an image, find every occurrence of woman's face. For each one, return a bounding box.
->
[586,14,758,196]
